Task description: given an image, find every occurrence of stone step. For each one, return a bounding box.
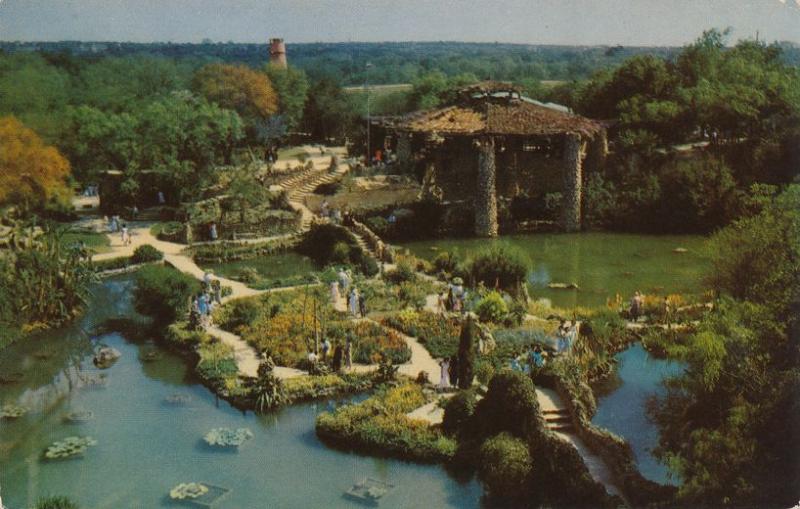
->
[548,424,575,432]
[545,415,572,424]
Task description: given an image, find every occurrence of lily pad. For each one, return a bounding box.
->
[140,348,162,362]
[64,410,95,423]
[43,436,97,460]
[93,347,121,369]
[164,393,192,406]
[170,482,209,500]
[203,427,253,448]
[0,403,30,419]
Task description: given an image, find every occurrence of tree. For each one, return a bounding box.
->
[133,265,201,325]
[457,315,476,390]
[193,63,278,122]
[649,186,800,507]
[265,64,309,131]
[0,116,71,213]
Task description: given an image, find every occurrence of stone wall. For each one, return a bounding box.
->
[475,137,498,237]
[561,133,586,232]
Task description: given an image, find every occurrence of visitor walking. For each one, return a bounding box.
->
[344,337,353,370]
[330,281,340,306]
[556,320,567,354]
[321,337,332,363]
[349,288,359,317]
[338,268,350,293]
[332,342,343,372]
[630,291,642,322]
[211,279,222,304]
[203,271,213,289]
[438,358,451,390]
[158,190,166,205]
[209,222,218,242]
[448,354,459,388]
[121,224,131,246]
[532,345,545,368]
[437,292,447,314]
[131,205,138,220]
[358,292,367,317]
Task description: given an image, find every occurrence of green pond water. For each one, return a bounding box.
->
[203,252,317,288]
[400,233,710,308]
[592,344,685,485]
[0,276,481,508]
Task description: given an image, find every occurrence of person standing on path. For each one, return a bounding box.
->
[121,224,131,246]
[209,222,218,242]
[211,279,222,304]
[344,337,352,370]
[321,337,332,363]
[332,341,343,372]
[349,288,359,317]
[439,358,451,390]
[358,292,367,317]
[330,281,340,306]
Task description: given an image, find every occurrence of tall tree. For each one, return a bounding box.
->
[0,116,71,214]
[193,63,278,122]
[264,64,309,131]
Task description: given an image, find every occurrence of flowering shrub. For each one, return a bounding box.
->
[316,383,456,462]
[331,320,411,364]
[383,310,461,358]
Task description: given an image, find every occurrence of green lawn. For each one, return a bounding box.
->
[61,230,112,254]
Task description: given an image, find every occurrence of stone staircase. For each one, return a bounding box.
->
[543,407,574,433]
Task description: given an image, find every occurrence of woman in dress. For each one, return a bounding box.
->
[439,358,451,390]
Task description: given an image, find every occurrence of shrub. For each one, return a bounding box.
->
[385,258,417,284]
[131,244,163,264]
[457,316,476,390]
[383,310,461,359]
[133,265,201,324]
[196,342,238,381]
[432,251,460,274]
[467,245,529,293]
[217,297,261,332]
[164,321,210,347]
[471,370,542,440]
[315,383,456,462]
[397,281,426,309]
[34,497,80,509]
[442,389,477,435]
[365,216,389,234]
[478,432,533,500]
[474,291,509,323]
[247,360,287,412]
[297,223,361,268]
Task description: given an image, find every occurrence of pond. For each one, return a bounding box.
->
[399,232,710,308]
[0,276,481,508]
[591,343,685,485]
[203,252,318,289]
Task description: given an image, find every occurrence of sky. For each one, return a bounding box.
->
[0,0,798,46]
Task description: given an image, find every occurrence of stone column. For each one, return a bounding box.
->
[396,133,412,166]
[584,129,608,174]
[561,133,586,232]
[475,136,498,237]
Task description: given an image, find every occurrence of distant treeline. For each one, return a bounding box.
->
[0,40,687,84]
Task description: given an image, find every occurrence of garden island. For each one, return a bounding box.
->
[0,11,798,509]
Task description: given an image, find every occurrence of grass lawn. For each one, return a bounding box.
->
[61,230,112,254]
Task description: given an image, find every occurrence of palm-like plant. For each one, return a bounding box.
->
[247,358,287,413]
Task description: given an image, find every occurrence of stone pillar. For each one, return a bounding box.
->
[584,129,608,174]
[396,133,412,166]
[475,136,498,237]
[561,133,586,232]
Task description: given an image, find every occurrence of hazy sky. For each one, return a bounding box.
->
[1,0,798,46]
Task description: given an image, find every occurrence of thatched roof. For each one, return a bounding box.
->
[394,83,603,138]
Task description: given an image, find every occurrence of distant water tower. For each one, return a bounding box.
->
[269,38,287,68]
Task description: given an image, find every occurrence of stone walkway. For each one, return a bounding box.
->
[535,387,623,499]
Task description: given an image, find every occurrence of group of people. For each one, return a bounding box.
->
[331,268,367,317]
[629,291,673,326]
[437,279,468,314]
[320,200,351,226]
[556,319,578,354]
[308,336,353,372]
[509,343,547,373]
[437,354,461,390]
[106,216,132,246]
[189,272,223,329]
